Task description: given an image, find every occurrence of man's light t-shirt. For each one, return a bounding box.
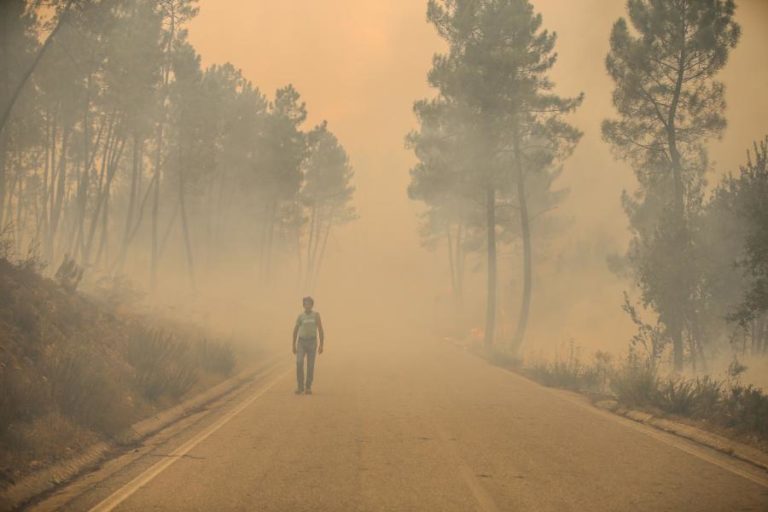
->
[296,311,321,340]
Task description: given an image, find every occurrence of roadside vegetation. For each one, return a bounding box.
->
[416,0,767,440]
[0,0,358,489]
[485,345,768,446]
[409,0,768,375]
[0,253,236,486]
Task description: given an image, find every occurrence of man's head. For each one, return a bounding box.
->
[302,296,314,312]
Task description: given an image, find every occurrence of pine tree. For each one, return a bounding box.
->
[603,0,740,370]
[412,0,582,348]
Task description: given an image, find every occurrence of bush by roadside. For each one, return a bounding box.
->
[0,257,237,486]
[483,346,768,446]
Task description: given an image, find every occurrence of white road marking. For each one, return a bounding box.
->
[88,368,290,512]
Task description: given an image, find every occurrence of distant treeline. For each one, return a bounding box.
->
[408,0,767,369]
[0,0,355,292]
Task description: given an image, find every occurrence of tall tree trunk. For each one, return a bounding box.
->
[305,202,317,287]
[150,125,163,289]
[295,229,303,292]
[311,211,334,292]
[84,132,123,266]
[0,2,9,229]
[119,134,141,264]
[446,224,457,301]
[484,186,497,348]
[511,140,532,354]
[40,111,51,257]
[74,75,95,262]
[49,126,70,261]
[114,171,156,274]
[177,165,196,290]
[45,108,61,262]
[150,9,174,288]
[261,202,276,282]
[0,130,7,229]
[665,25,688,373]
[447,223,465,336]
[94,183,109,268]
[15,167,24,254]
[3,170,16,232]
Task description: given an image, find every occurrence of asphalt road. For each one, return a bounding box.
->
[33,336,768,511]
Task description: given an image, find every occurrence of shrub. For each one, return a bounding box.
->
[610,364,659,407]
[719,384,768,438]
[521,342,608,393]
[0,366,48,442]
[44,346,135,436]
[688,377,723,418]
[194,338,235,376]
[529,360,580,390]
[494,340,768,442]
[125,329,198,401]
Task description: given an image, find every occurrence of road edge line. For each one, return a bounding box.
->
[88,367,289,512]
[1,353,287,511]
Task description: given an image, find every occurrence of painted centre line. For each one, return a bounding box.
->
[89,368,290,512]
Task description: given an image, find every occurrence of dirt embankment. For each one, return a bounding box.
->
[0,258,239,487]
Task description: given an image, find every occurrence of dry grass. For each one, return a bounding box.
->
[485,345,768,443]
[0,256,239,484]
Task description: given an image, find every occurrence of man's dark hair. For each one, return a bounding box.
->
[302,296,314,305]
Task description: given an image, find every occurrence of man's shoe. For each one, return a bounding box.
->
[305,388,312,395]
[295,388,304,395]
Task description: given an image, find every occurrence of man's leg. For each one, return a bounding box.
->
[296,342,306,392]
[305,340,317,391]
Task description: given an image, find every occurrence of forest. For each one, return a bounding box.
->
[407,0,767,374]
[1,0,768,507]
[0,0,356,295]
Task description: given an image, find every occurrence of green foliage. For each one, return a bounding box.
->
[603,0,741,370]
[720,384,768,438]
[611,363,659,406]
[44,344,135,435]
[525,348,613,393]
[498,342,768,441]
[409,0,582,346]
[0,255,241,480]
[125,329,236,402]
[126,329,199,401]
[0,0,355,289]
[658,377,723,417]
[603,0,740,173]
[514,347,768,441]
[725,139,768,326]
[300,122,356,289]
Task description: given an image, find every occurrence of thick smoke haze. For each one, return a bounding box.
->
[186,1,768,357]
[3,2,768,509]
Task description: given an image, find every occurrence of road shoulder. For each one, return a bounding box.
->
[0,355,285,511]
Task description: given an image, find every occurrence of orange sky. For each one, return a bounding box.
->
[188,1,768,351]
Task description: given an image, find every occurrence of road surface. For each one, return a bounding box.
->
[32,336,768,511]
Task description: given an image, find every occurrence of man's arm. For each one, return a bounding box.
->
[292,324,299,354]
[317,314,325,354]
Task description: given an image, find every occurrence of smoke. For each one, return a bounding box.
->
[177,0,768,361]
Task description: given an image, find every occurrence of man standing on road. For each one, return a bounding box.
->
[292,296,324,395]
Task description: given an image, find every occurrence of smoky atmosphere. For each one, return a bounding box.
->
[1,0,768,510]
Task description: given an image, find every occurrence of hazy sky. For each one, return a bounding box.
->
[188,1,768,349]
